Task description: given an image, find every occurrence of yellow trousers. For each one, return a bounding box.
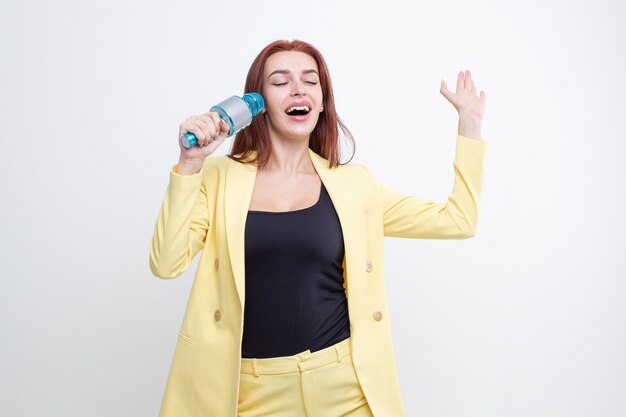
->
[238,338,374,417]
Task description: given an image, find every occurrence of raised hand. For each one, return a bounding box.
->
[440,70,486,121]
[439,70,486,140]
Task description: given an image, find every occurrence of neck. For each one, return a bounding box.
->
[263,135,314,176]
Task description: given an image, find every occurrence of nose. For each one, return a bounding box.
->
[291,80,306,96]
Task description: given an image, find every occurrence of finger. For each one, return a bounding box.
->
[181,116,206,135]
[200,126,228,155]
[456,71,464,93]
[470,78,476,94]
[205,120,218,142]
[179,119,196,138]
[196,113,216,126]
[217,118,230,139]
[192,118,215,146]
[190,119,215,146]
[464,70,472,90]
[200,112,220,129]
[207,112,229,136]
[198,116,218,138]
[182,121,206,144]
[196,115,220,140]
[440,79,452,100]
[440,79,459,107]
[480,90,486,103]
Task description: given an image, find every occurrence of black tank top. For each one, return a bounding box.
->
[242,183,350,358]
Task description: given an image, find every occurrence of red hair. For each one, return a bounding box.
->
[228,40,355,168]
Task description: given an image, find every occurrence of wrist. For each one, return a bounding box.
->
[176,158,203,175]
[457,114,483,140]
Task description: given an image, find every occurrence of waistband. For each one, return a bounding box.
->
[240,337,351,376]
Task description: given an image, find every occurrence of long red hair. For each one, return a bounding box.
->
[228,40,355,168]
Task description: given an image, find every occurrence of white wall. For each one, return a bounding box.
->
[1,0,624,416]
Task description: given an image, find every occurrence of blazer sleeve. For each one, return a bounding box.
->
[149,164,210,279]
[377,135,486,239]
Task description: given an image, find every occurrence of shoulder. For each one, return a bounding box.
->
[309,149,374,180]
[201,154,254,176]
[202,155,230,171]
[199,155,233,188]
[335,162,376,184]
[330,162,381,206]
[309,149,378,190]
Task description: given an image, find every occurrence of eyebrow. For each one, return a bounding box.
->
[268,69,319,78]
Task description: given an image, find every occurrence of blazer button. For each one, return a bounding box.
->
[214,258,219,270]
[365,261,373,273]
[373,310,383,321]
[214,308,222,322]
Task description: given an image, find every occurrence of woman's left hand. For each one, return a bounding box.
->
[440,70,486,121]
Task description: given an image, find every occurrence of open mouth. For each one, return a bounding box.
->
[285,105,311,116]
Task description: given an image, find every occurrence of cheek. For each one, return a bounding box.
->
[263,100,280,116]
[266,109,285,127]
[269,106,284,119]
[316,92,324,105]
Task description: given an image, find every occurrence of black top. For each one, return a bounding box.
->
[241,183,350,358]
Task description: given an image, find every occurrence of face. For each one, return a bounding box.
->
[262,51,324,142]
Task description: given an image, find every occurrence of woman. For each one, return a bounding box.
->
[150,39,486,417]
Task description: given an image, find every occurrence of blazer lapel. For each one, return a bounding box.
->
[309,149,367,299]
[224,156,257,307]
[224,149,367,308]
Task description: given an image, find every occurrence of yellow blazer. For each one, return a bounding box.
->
[150,135,486,417]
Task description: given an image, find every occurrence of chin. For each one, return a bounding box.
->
[287,131,315,141]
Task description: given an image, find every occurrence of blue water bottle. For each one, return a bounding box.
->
[180,92,265,148]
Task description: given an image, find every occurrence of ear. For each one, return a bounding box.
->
[320,104,324,112]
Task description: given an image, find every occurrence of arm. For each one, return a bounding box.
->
[380,135,486,238]
[149,112,229,278]
[382,70,487,238]
[149,165,210,279]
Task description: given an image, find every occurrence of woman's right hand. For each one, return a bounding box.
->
[176,112,230,175]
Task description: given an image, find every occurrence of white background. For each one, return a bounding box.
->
[1,0,625,416]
